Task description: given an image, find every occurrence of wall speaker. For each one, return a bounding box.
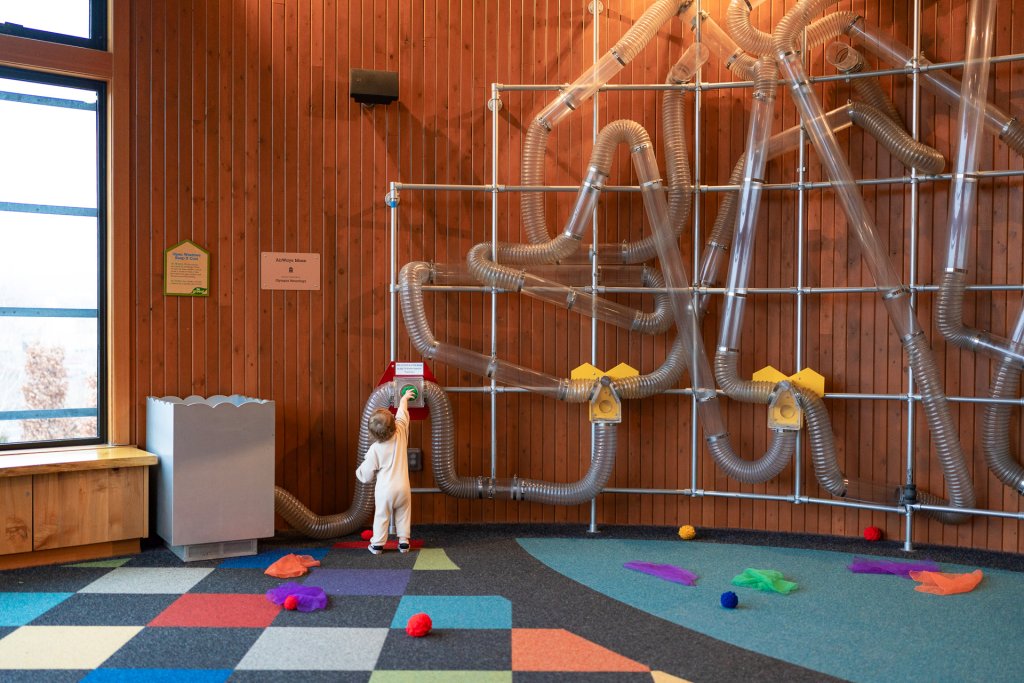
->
[349,68,399,106]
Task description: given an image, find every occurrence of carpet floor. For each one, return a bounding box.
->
[1,524,1019,682]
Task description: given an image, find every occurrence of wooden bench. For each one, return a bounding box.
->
[0,446,157,569]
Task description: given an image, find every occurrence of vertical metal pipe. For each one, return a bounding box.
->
[589,1,602,534]
[690,0,703,497]
[490,83,500,482]
[903,0,923,553]
[794,24,808,505]
[389,181,398,362]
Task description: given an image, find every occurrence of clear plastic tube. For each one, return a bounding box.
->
[563,167,605,240]
[669,43,710,85]
[777,52,915,339]
[848,20,1020,147]
[944,0,998,273]
[719,58,776,350]
[689,9,749,76]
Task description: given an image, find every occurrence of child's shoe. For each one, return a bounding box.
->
[368,544,384,555]
[398,541,410,553]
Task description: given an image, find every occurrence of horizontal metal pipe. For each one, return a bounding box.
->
[799,496,904,514]
[415,283,1024,296]
[394,167,1024,195]
[910,503,1024,520]
[702,491,796,502]
[494,52,1024,93]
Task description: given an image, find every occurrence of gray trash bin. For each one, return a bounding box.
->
[147,394,275,561]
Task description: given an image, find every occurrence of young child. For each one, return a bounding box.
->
[356,385,415,554]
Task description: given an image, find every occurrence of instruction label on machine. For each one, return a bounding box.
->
[395,362,424,376]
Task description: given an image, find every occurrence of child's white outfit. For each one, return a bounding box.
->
[356,401,411,548]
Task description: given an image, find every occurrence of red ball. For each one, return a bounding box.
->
[283,595,299,610]
[360,529,373,541]
[864,526,883,542]
[406,612,432,637]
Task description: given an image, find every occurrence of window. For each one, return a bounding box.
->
[0,0,107,51]
[0,66,106,449]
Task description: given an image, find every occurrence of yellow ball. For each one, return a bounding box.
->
[678,524,696,540]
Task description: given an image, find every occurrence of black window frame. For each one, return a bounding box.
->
[0,0,108,51]
[0,65,108,451]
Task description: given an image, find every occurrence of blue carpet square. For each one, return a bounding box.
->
[32,594,178,626]
[376,628,511,670]
[0,593,74,626]
[189,569,289,595]
[99,627,262,669]
[218,548,330,569]
[304,569,411,596]
[271,596,400,628]
[83,670,232,682]
[391,596,512,629]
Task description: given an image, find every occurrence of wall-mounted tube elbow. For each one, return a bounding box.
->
[845,101,944,174]
[727,0,772,56]
[982,356,1024,496]
[612,0,681,65]
[826,43,904,127]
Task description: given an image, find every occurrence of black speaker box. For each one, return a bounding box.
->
[349,68,399,105]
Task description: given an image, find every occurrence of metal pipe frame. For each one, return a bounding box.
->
[383,4,1024,541]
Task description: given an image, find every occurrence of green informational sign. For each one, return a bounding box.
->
[163,239,210,297]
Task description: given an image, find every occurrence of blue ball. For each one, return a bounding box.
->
[720,591,739,609]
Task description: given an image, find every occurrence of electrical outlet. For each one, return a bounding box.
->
[407,447,423,472]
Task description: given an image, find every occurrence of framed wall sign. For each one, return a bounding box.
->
[163,239,210,297]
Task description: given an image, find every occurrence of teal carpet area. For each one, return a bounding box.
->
[518,537,1024,683]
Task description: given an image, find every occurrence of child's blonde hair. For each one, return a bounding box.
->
[369,408,396,442]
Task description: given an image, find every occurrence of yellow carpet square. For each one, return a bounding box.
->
[0,625,142,669]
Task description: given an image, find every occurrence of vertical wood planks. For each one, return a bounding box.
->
[125,0,1024,551]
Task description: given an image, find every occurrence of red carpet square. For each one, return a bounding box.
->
[333,539,424,550]
[512,628,649,672]
[149,594,281,628]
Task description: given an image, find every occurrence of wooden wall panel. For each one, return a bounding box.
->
[128,0,1024,552]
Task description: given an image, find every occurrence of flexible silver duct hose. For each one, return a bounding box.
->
[793,387,847,496]
[982,358,1024,494]
[846,101,945,174]
[707,428,797,483]
[771,0,834,56]
[903,332,975,524]
[1002,118,1024,156]
[936,270,973,346]
[709,350,796,482]
[273,383,394,538]
[399,261,440,359]
[714,349,773,403]
[521,120,552,245]
[726,0,772,56]
[827,44,904,126]
[729,0,857,56]
[517,423,618,504]
[613,0,685,64]
[430,375,618,505]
